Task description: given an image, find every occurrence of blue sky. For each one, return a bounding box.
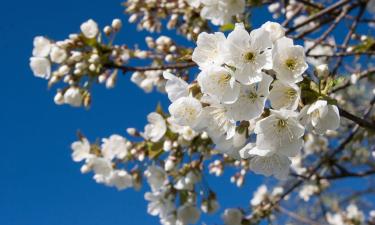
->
[3,1,373,224]
[0,1,266,225]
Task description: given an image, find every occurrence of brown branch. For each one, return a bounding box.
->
[286,0,351,34]
[308,51,375,58]
[305,5,350,55]
[332,3,367,75]
[320,168,375,180]
[277,206,323,225]
[332,68,375,93]
[338,106,375,131]
[104,61,197,73]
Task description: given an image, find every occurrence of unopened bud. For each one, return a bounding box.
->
[112,18,122,31]
[126,128,137,136]
[104,26,112,36]
[54,91,64,105]
[315,64,329,77]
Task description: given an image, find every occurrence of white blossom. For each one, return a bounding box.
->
[168,96,202,128]
[176,204,200,225]
[163,72,189,102]
[86,157,113,180]
[50,45,67,63]
[80,19,99,39]
[106,170,133,190]
[326,212,345,225]
[192,32,226,69]
[273,37,308,84]
[225,23,272,84]
[144,165,168,192]
[185,0,201,8]
[143,112,167,142]
[299,184,318,201]
[225,74,273,121]
[261,21,285,43]
[250,185,268,206]
[29,57,51,79]
[299,100,340,134]
[255,109,305,157]
[174,171,200,190]
[101,134,129,160]
[71,138,92,162]
[63,87,83,107]
[200,0,245,26]
[167,117,198,141]
[269,80,301,110]
[32,36,51,57]
[305,41,334,66]
[221,208,242,225]
[145,191,175,218]
[242,144,291,180]
[197,65,240,103]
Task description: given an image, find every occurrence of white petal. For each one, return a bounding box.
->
[163,72,189,101]
[29,57,51,79]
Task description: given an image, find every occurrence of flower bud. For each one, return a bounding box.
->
[80,19,99,39]
[112,18,122,31]
[54,91,64,105]
[315,64,329,77]
[126,128,137,136]
[103,26,112,36]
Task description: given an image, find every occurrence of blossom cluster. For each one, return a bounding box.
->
[164,21,341,180]
[29,19,129,107]
[71,134,135,190]
[125,0,246,39]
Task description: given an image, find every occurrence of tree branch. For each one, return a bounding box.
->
[105,61,197,73]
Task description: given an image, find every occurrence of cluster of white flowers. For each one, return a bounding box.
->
[71,135,134,190]
[326,204,365,225]
[163,21,341,180]
[29,18,129,107]
[186,0,245,26]
[143,165,202,225]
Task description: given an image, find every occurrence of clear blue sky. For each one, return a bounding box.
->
[0,1,267,225]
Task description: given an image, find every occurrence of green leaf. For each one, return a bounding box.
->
[147,141,164,159]
[220,23,235,32]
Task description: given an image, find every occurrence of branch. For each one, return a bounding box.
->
[286,0,351,34]
[105,61,197,73]
[320,168,375,180]
[332,68,375,93]
[277,206,323,225]
[338,106,375,131]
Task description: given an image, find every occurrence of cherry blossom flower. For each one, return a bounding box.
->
[71,138,92,162]
[197,65,240,103]
[80,19,99,39]
[222,208,242,225]
[29,57,51,79]
[255,109,305,157]
[269,80,301,110]
[63,87,83,107]
[192,32,226,69]
[32,36,51,57]
[225,74,273,121]
[168,96,202,128]
[261,21,286,43]
[176,203,201,225]
[101,134,130,160]
[225,23,272,84]
[143,112,167,142]
[163,72,189,102]
[144,165,168,192]
[200,0,245,26]
[272,37,308,84]
[299,100,340,134]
